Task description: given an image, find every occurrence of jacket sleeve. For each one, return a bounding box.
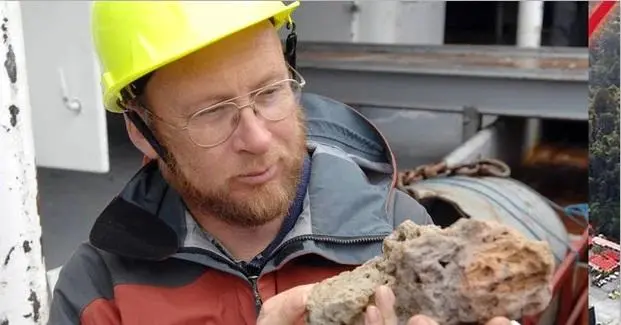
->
[48,243,121,325]
[390,188,435,227]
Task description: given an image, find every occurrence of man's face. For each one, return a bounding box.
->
[142,21,307,228]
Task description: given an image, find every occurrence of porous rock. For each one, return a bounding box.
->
[306,218,555,325]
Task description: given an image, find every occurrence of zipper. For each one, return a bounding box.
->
[272,234,388,255]
[261,233,389,269]
[247,275,263,315]
[179,247,267,316]
[205,240,268,311]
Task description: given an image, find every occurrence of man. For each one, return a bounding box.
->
[48,2,511,325]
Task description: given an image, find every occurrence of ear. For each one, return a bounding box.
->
[124,114,159,160]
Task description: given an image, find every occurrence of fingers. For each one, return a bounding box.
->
[256,284,315,325]
[279,284,315,322]
[407,315,439,325]
[364,285,399,325]
[406,315,511,325]
[375,286,399,325]
[485,317,513,325]
[364,305,383,325]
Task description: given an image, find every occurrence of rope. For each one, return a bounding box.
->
[397,158,511,188]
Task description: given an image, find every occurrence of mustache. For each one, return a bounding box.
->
[235,152,282,176]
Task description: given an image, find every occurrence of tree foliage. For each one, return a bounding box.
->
[589,9,620,241]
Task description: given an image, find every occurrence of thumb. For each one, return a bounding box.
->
[257,284,316,325]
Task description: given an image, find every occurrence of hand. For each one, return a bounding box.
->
[364,285,513,325]
[256,284,315,325]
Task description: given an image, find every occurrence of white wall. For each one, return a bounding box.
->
[288,1,446,45]
[20,1,109,173]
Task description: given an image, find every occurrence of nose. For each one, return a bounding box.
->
[231,106,272,154]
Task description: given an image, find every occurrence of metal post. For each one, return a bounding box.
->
[516,1,544,160]
[0,2,49,325]
[517,1,544,48]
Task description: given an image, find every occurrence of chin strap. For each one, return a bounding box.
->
[124,109,168,160]
[118,95,168,161]
[284,20,297,69]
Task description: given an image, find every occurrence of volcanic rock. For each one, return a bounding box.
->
[305,218,555,325]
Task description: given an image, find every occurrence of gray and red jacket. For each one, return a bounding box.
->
[48,93,434,325]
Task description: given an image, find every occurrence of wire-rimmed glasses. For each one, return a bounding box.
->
[139,66,306,148]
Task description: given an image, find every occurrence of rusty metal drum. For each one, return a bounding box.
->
[399,174,572,266]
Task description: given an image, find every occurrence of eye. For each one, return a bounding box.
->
[204,105,228,115]
[256,83,290,103]
[260,85,282,96]
[191,104,235,124]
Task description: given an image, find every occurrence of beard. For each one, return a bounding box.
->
[157,108,307,228]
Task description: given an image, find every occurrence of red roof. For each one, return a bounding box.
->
[589,254,619,272]
[602,249,620,262]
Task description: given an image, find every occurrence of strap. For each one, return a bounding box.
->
[285,20,297,69]
[124,109,168,160]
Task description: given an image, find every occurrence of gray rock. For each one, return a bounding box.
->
[306,219,555,325]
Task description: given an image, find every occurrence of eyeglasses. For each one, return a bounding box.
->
[138,66,306,148]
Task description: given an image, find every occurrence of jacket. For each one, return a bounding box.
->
[48,93,434,325]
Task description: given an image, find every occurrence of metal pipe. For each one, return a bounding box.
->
[0,1,50,324]
[517,1,544,47]
[517,2,545,165]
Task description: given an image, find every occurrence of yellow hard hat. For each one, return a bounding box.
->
[91,1,300,113]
